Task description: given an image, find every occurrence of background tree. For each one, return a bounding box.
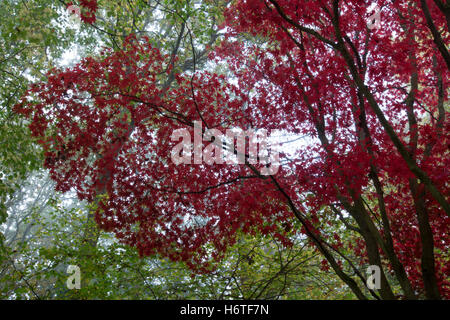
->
[1,171,353,299]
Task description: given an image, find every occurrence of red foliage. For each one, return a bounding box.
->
[15,1,450,298]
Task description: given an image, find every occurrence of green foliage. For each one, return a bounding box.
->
[0,174,354,299]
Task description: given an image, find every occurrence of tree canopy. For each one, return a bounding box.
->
[2,0,449,300]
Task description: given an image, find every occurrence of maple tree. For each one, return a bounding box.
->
[14,0,449,300]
